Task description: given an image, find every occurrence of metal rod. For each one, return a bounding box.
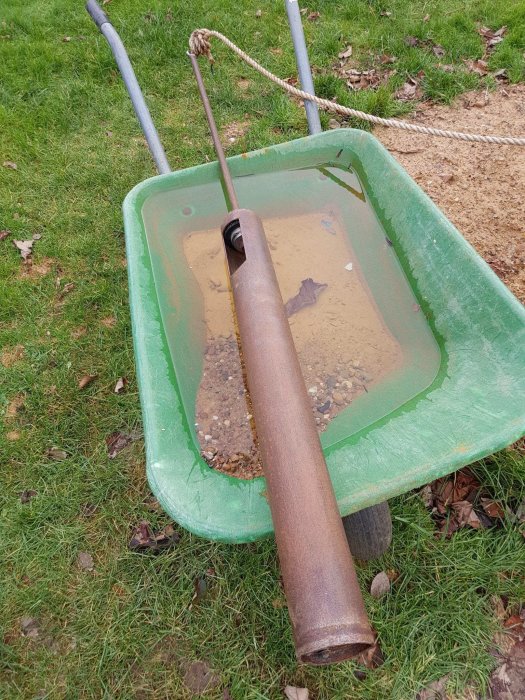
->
[285,0,322,135]
[85,0,171,174]
[221,208,374,664]
[187,52,239,211]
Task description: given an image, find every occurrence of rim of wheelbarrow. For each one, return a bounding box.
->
[123,129,525,543]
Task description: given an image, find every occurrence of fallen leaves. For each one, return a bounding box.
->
[129,521,180,553]
[183,660,219,695]
[370,571,391,598]
[19,490,37,504]
[3,160,17,170]
[421,468,510,537]
[465,58,489,76]
[46,447,68,461]
[77,552,94,571]
[285,278,328,317]
[338,45,353,60]
[5,393,25,419]
[106,431,134,458]
[284,687,309,700]
[395,75,423,101]
[20,617,39,639]
[114,377,127,394]
[307,11,320,21]
[478,25,507,51]
[13,239,34,261]
[0,229,10,241]
[78,374,97,390]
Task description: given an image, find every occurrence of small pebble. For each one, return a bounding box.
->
[204,434,212,442]
[308,386,318,395]
[332,391,344,406]
[223,419,231,428]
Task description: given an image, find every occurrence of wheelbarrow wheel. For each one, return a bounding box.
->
[342,501,392,561]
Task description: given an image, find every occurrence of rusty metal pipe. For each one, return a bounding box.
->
[222,209,374,663]
[188,53,374,664]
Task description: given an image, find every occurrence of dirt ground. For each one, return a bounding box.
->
[375,84,525,304]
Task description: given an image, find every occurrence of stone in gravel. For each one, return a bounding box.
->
[332,391,344,406]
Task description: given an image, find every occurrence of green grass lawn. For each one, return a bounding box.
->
[1,0,524,697]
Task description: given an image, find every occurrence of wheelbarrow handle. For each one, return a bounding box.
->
[86,0,109,29]
[85,1,171,174]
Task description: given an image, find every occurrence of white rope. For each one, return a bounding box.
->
[189,28,525,147]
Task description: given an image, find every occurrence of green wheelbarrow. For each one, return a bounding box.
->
[87,5,525,547]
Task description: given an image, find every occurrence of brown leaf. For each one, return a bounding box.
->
[395,78,421,101]
[106,431,133,458]
[129,520,180,553]
[19,490,37,504]
[46,447,68,461]
[417,675,450,700]
[493,68,508,81]
[3,160,17,170]
[481,498,505,519]
[380,11,392,17]
[77,552,94,571]
[20,616,39,638]
[0,229,10,241]
[57,282,75,300]
[338,45,353,59]
[191,576,209,606]
[451,500,483,529]
[183,660,219,695]
[370,571,391,598]
[404,35,419,47]
[423,14,430,21]
[379,54,397,64]
[113,377,127,394]
[420,484,433,508]
[255,9,262,18]
[307,12,320,21]
[285,278,328,317]
[13,239,34,260]
[432,44,445,57]
[78,374,97,389]
[504,615,524,629]
[284,687,309,700]
[465,59,489,76]
[62,36,71,42]
[356,637,384,669]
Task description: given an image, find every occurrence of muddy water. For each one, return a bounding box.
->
[184,210,404,478]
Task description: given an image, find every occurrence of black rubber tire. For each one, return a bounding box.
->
[342,501,392,561]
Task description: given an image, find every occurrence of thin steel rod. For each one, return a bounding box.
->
[188,52,239,211]
[285,0,322,135]
[85,0,171,174]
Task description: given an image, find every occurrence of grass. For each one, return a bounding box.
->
[1,0,524,697]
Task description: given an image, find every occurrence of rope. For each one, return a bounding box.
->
[189,28,525,147]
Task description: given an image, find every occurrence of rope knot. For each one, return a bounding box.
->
[189,29,214,63]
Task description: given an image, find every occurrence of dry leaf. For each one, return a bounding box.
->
[13,239,34,261]
[423,13,430,21]
[3,160,17,170]
[255,9,262,18]
[20,616,39,639]
[307,12,320,21]
[284,687,309,700]
[395,78,421,101]
[183,660,219,695]
[404,35,419,47]
[380,11,392,17]
[129,522,180,553]
[46,447,68,461]
[102,0,111,4]
[6,393,24,419]
[0,229,10,241]
[481,498,505,519]
[114,377,127,394]
[420,484,433,508]
[62,36,71,42]
[451,500,483,529]
[465,59,489,76]
[417,675,450,700]
[439,173,454,184]
[356,637,384,669]
[432,45,445,57]
[106,431,133,458]
[77,552,94,571]
[370,571,391,598]
[19,490,37,504]
[78,374,97,389]
[338,45,353,59]
[285,278,327,317]
[379,54,397,64]
[191,576,209,606]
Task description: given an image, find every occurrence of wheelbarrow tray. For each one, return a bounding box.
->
[123,129,525,543]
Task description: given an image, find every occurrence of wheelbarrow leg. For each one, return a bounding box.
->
[285,1,393,562]
[342,502,392,561]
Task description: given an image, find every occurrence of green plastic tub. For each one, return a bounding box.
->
[123,129,525,543]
